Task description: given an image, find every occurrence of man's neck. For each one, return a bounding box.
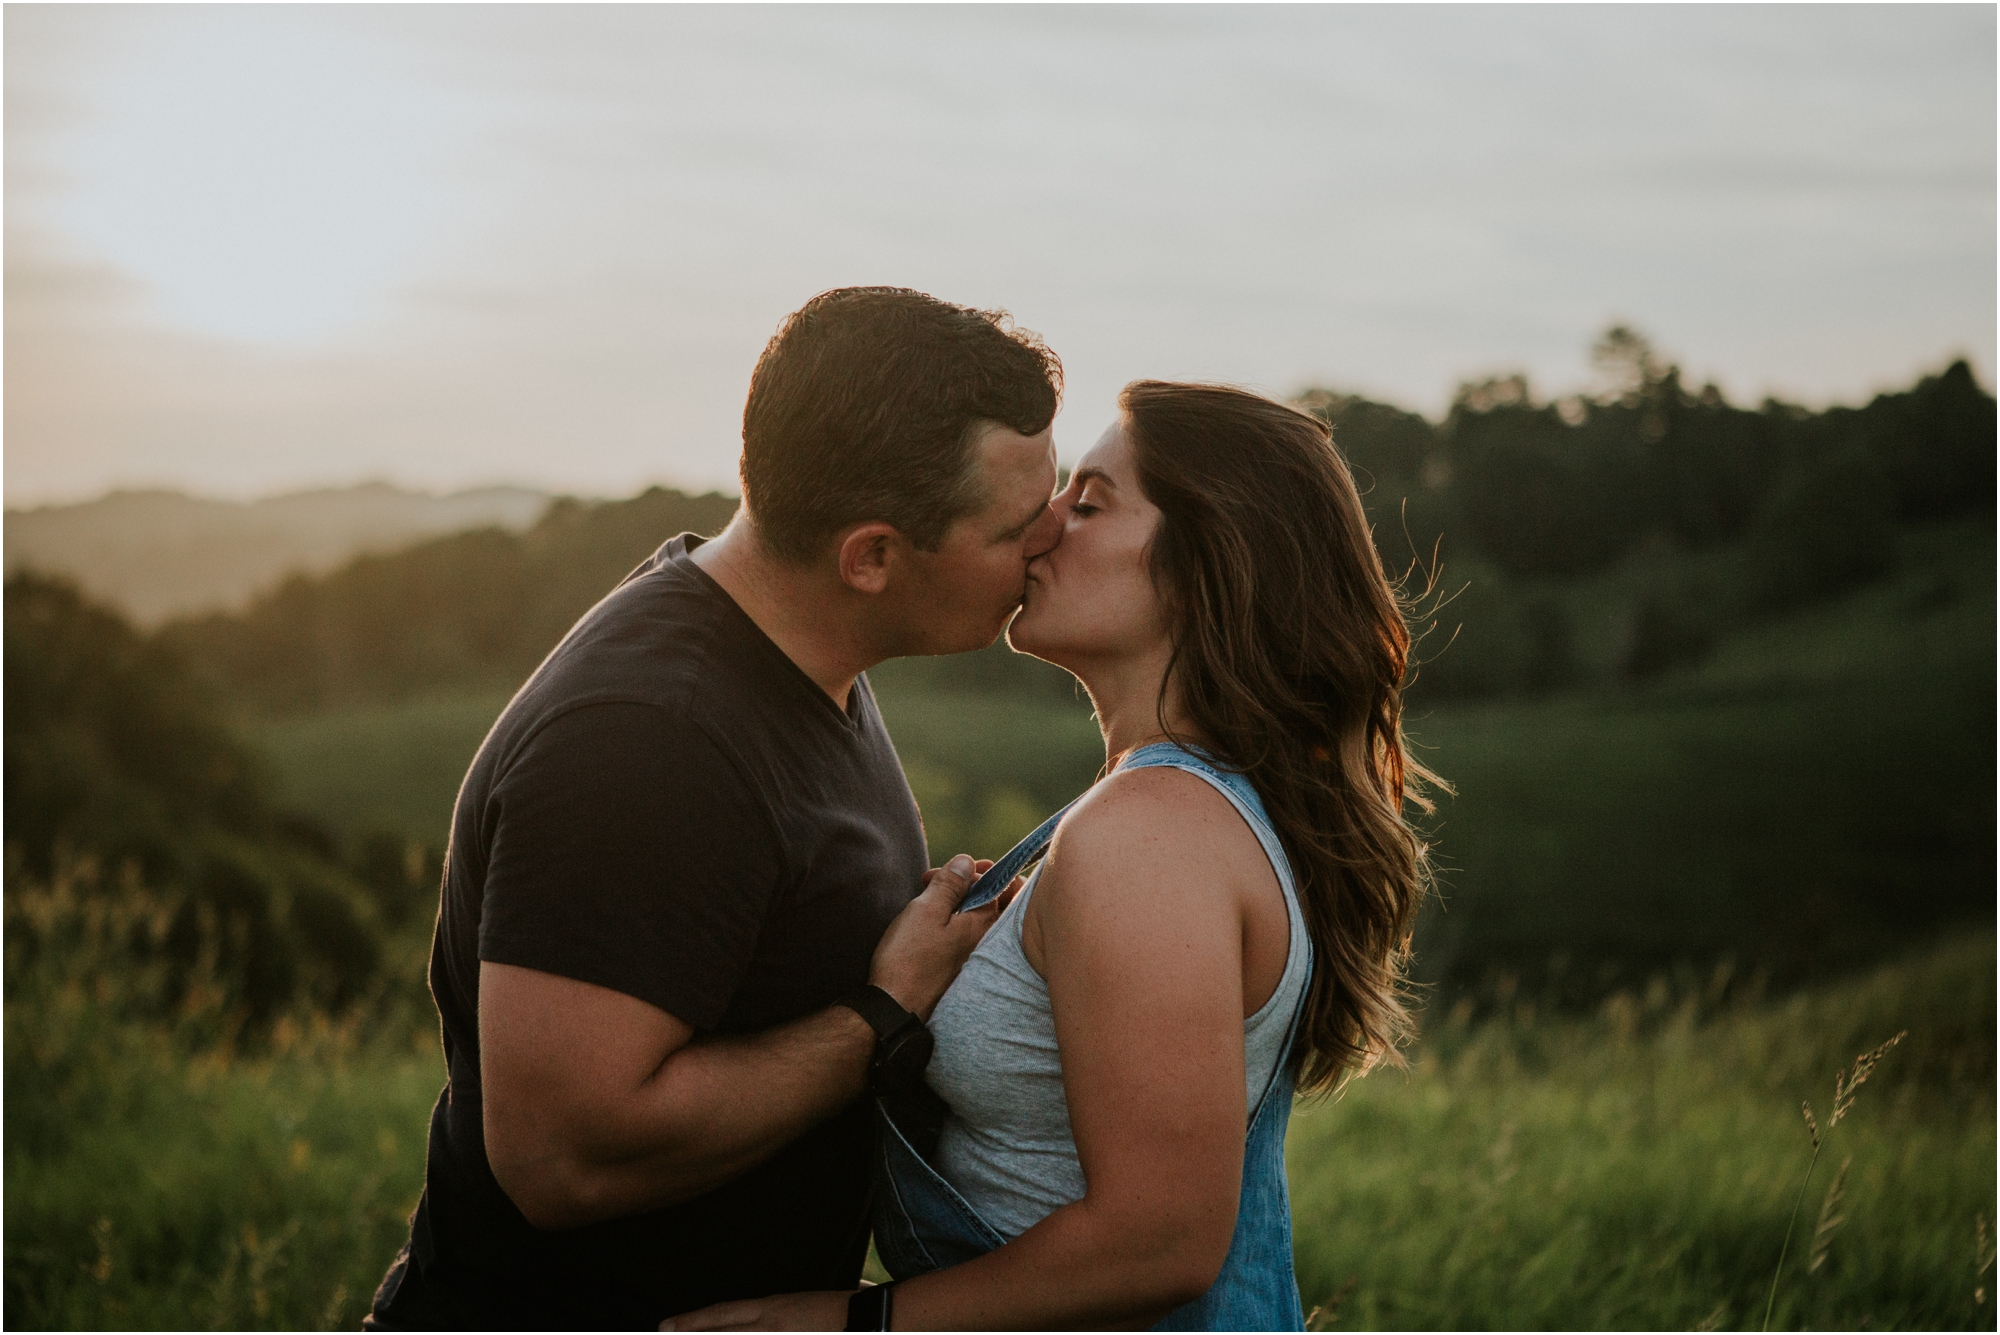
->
[689,517,878,706]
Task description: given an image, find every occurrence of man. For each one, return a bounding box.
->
[367,287,1065,1329]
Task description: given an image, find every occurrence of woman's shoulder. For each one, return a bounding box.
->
[1023,755,1284,983]
[1045,760,1265,891]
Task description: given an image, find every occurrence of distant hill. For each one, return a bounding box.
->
[4,482,553,624]
[160,486,742,711]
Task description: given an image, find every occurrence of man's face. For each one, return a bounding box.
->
[893,423,1061,656]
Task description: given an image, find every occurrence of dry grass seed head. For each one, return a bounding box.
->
[1831,1031,1906,1126]
[1800,1101,1820,1149]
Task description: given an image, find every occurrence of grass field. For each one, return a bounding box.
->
[1287,934,1995,1331]
[241,662,1993,997]
[238,516,1994,997]
[1404,516,1992,995]
[7,884,1988,1330]
[3,877,441,1332]
[237,689,517,848]
[234,680,1109,864]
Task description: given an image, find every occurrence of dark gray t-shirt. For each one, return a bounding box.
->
[404,533,928,1329]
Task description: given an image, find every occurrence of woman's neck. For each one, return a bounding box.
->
[1071,642,1200,765]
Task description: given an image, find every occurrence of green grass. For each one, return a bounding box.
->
[876,688,1105,862]
[238,690,515,847]
[1288,934,1996,1331]
[5,1034,440,1331]
[7,894,1988,1330]
[236,682,1110,865]
[3,878,443,1332]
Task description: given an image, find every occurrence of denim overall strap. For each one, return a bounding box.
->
[963,741,1255,911]
[959,800,1075,912]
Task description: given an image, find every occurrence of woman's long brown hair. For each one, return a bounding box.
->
[1120,380,1442,1095]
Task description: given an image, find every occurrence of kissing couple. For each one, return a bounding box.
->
[366,287,1436,1332]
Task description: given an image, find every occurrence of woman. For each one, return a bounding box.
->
[669,382,1440,1331]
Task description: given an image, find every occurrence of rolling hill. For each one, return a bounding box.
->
[4,482,552,624]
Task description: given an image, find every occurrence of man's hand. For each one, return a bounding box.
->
[869,854,1012,1018]
[661,1289,852,1331]
[481,856,1018,1230]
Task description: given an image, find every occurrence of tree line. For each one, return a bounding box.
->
[5,334,1990,1021]
[143,331,1994,710]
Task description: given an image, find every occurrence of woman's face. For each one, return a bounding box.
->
[1007,416,1172,674]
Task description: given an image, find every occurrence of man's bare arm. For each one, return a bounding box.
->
[482,855,995,1230]
[481,966,874,1227]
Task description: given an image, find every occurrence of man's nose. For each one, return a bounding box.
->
[1023,503,1063,560]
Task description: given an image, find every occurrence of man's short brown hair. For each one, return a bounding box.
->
[740,287,1063,563]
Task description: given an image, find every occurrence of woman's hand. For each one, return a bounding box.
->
[661,1288,853,1331]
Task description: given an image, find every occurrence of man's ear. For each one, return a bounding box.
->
[834,521,902,595]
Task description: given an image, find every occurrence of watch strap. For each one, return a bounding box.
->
[845,1281,896,1331]
[837,984,919,1043]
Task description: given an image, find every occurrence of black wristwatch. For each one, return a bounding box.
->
[837,984,935,1096]
[846,1280,897,1330]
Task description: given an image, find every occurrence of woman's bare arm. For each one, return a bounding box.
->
[896,766,1261,1329]
[668,769,1281,1331]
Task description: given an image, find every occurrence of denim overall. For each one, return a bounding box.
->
[871,743,1310,1332]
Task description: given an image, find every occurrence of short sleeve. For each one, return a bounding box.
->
[477,701,786,1030]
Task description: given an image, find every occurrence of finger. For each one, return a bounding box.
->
[924,853,978,908]
[972,858,996,874]
[952,895,1005,938]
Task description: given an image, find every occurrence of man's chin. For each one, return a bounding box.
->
[918,610,1015,658]
[1001,608,1039,657]
[970,611,1017,654]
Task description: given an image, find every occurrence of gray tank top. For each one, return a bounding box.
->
[924,747,1313,1241]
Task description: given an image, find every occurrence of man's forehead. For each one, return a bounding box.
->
[966,427,1055,535]
[975,422,1056,468]
[977,427,1056,490]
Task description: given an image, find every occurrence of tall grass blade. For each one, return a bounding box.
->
[1808,1155,1851,1274]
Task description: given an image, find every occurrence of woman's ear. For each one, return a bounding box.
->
[835,521,900,595]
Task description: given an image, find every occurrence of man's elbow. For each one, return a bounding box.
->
[487,1120,714,1229]
[488,1139,605,1231]
[486,1106,639,1230]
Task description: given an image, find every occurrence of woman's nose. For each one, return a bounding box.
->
[1024,503,1064,560]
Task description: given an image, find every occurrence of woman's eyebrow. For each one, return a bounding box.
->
[1071,466,1115,490]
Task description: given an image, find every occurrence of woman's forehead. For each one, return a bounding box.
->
[1077,417,1133,478]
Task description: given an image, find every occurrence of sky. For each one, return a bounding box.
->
[6,4,1994,506]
